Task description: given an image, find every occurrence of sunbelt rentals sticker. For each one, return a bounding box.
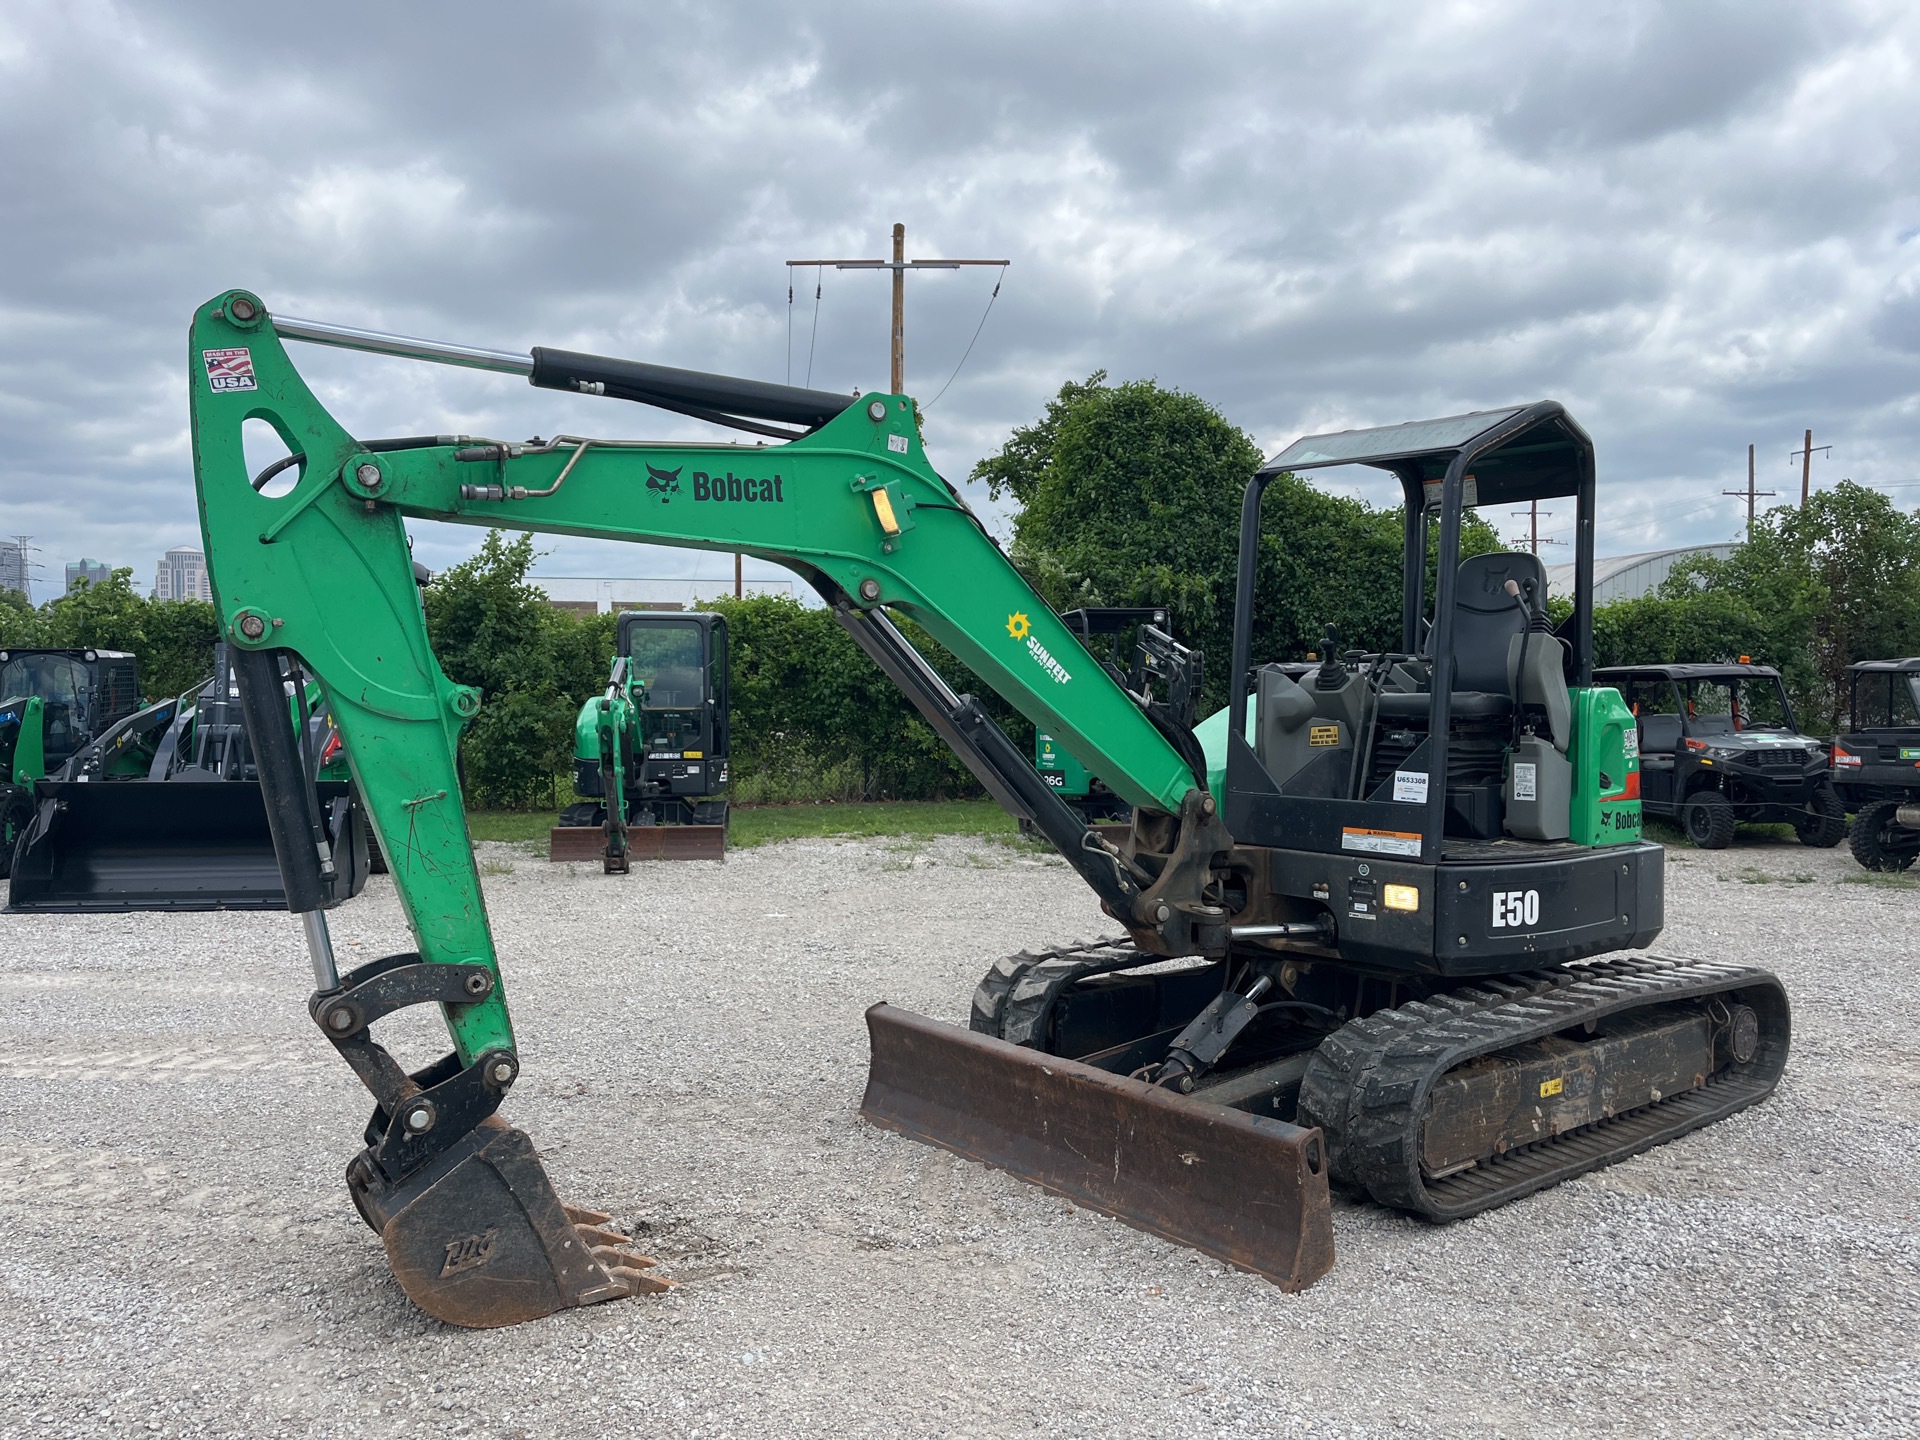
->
[1007,612,1071,685]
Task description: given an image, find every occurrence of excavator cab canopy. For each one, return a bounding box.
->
[1222,404,1642,945]
[1256,402,1596,676]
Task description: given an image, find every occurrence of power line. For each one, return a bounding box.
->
[1789,429,1831,505]
[786,223,1008,394]
[924,265,1008,409]
[1507,501,1565,554]
[804,266,823,388]
[1722,442,1776,539]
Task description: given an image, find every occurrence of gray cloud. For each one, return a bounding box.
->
[2,0,1916,598]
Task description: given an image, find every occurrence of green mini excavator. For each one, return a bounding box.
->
[172,291,1787,1328]
[554,610,729,868]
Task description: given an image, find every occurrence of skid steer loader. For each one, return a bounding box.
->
[163,290,1786,1328]
[7,644,368,911]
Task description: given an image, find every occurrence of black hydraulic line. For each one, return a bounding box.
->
[529,347,855,431]
[252,435,473,492]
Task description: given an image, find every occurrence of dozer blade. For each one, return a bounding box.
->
[548,824,725,863]
[860,1003,1335,1291]
[349,1117,670,1329]
[7,779,349,912]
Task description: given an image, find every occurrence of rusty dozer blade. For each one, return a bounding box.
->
[348,1116,669,1329]
[860,1003,1335,1291]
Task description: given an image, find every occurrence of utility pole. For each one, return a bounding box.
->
[787,223,1008,394]
[734,552,742,600]
[1722,443,1776,538]
[1790,429,1831,506]
[1507,502,1564,555]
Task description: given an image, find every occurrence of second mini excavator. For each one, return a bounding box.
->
[553,610,729,868]
[173,292,1788,1327]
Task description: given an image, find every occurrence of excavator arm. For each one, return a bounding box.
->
[186,291,1293,1328]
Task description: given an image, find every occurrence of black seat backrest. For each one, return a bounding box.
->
[1450,551,1545,695]
[646,665,705,708]
[1639,713,1683,753]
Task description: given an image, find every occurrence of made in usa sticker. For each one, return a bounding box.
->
[202,348,257,392]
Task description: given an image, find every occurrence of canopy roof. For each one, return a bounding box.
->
[1260,400,1592,507]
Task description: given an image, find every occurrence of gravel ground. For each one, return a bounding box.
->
[2,830,1917,1439]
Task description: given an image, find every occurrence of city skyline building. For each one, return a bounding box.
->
[153,545,211,603]
[66,557,111,593]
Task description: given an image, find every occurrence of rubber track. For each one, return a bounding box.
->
[968,938,1139,1044]
[1296,954,1790,1221]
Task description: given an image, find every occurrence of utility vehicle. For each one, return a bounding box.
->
[1595,662,1842,850]
[1831,656,1920,870]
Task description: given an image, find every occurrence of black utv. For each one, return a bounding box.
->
[1595,663,1843,850]
[1830,657,1920,871]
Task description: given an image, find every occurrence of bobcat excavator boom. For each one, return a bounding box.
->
[185,291,1328,1326]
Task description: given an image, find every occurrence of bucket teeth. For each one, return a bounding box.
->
[355,1119,674,1326]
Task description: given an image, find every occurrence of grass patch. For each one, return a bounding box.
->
[1839,870,1920,889]
[466,799,1016,852]
[731,799,1013,848]
[1648,816,1803,852]
[468,810,555,844]
[1725,866,1816,885]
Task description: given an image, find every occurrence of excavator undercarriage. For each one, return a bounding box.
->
[156,292,1790,1327]
[866,938,1785,1260]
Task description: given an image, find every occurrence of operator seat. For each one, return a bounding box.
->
[1378,551,1548,722]
[646,666,704,707]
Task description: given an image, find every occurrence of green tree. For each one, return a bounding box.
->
[696,594,980,801]
[139,599,221,699]
[38,568,149,654]
[981,374,1500,713]
[423,531,603,807]
[0,587,44,649]
[1622,482,1920,731]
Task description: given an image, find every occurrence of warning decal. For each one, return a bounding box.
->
[1308,724,1340,747]
[1341,827,1421,858]
[203,348,257,392]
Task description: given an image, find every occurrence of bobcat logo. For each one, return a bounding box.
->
[440,1228,499,1277]
[645,464,683,502]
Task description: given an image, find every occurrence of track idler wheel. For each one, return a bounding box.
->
[348,1117,667,1328]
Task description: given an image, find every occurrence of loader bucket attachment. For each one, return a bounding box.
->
[7,778,360,912]
[349,1117,668,1329]
[860,1003,1336,1291]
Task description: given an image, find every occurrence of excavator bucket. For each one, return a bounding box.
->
[7,778,360,912]
[860,1004,1336,1291]
[348,1117,669,1329]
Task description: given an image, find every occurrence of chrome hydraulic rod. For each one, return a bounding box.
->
[301,909,340,991]
[275,314,534,376]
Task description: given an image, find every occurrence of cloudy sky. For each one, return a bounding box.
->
[3,0,1917,601]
